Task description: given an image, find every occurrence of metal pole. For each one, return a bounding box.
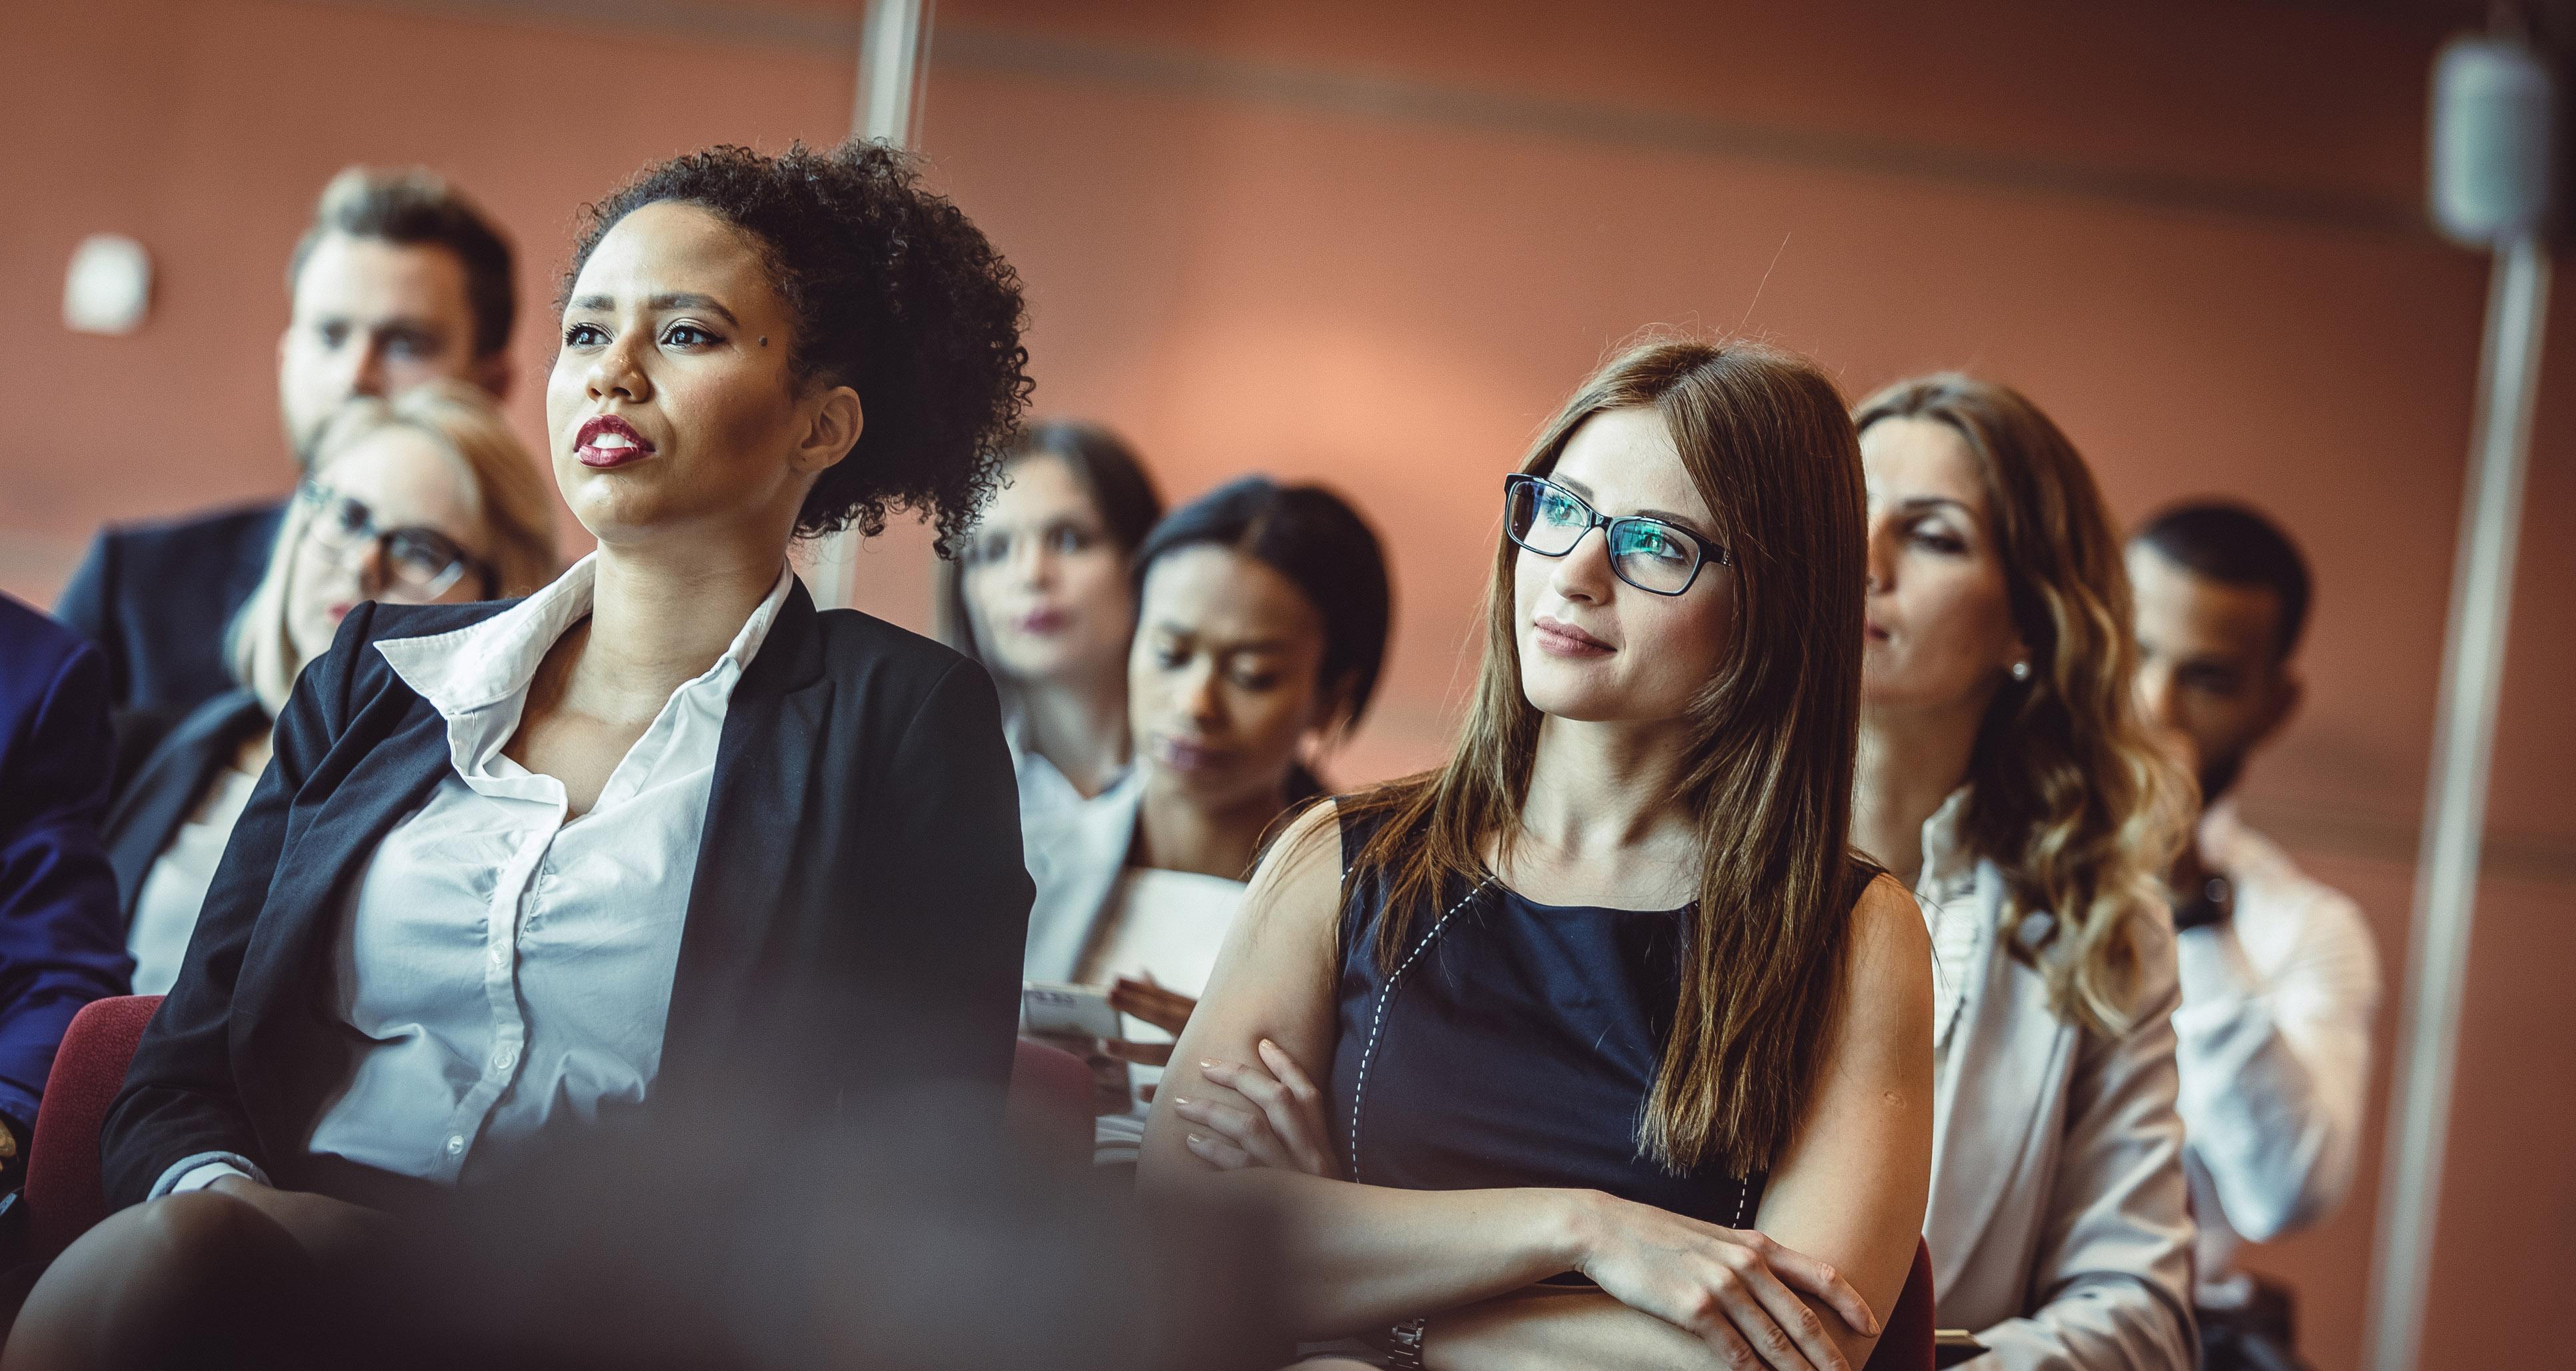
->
[802,0,934,611]
[2363,233,2551,1371]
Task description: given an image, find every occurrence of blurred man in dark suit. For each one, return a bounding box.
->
[54,167,517,729]
[0,592,127,1201]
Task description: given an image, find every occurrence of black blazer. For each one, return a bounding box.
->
[54,500,285,721]
[101,580,1034,1212]
[101,689,271,929]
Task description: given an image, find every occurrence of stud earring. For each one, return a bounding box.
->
[2009,660,2033,681]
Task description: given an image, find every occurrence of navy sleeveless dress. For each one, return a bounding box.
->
[1324,811,1766,1230]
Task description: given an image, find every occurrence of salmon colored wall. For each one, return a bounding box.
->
[909,15,2572,1364]
[0,0,859,577]
[2,3,2569,1367]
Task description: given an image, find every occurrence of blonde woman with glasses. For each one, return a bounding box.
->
[101,379,557,996]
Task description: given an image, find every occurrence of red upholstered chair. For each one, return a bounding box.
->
[21,994,162,1260]
[1860,1238,1936,1371]
[1007,1036,1096,1166]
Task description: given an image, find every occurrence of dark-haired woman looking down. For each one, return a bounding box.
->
[1137,339,1932,1371]
[1073,477,1393,1162]
[5,140,1035,1370]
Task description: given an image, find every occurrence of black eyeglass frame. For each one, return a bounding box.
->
[1501,473,1731,597]
[296,477,499,601]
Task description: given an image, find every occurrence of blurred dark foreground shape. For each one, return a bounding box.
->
[93,1083,1283,1371]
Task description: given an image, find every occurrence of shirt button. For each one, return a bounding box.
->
[488,946,507,968]
[445,1134,467,1156]
[492,1046,517,1071]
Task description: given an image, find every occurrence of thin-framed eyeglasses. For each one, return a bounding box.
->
[1503,473,1729,597]
[297,478,495,600]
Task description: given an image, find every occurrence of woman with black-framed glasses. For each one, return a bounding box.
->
[1135,338,1933,1371]
[293,476,500,603]
[98,380,560,998]
[1503,472,1731,597]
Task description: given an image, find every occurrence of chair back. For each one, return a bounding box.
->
[1007,1037,1095,1167]
[23,994,163,1259]
[1861,1238,1937,1371]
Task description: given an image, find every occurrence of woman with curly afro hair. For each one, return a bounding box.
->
[9,141,1039,1368]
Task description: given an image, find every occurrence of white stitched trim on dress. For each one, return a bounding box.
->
[1733,1176,1751,1229]
[1345,880,1487,1183]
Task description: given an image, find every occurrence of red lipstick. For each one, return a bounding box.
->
[575,414,656,469]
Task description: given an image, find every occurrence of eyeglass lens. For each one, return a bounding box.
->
[306,487,469,594]
[1505,478,1705,595]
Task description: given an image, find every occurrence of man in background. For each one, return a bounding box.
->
[55,166,517,733]
[2129,501,2383,1371]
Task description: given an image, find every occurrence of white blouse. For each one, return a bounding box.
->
[1075,865,1247,1164]
[1915,786,1987,1061]
[1009,715,1149,984]
[126,762,261,997]
[152,555,792,1198]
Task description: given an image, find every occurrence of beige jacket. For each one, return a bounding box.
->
[1919,794,2197,1370]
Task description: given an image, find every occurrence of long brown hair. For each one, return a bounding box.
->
[1853,374,2190,1036]
[1338,338,1873,1176]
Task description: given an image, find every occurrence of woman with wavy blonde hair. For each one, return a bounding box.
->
[1851,373,2195,1369]
[228,380,561,710]
[100,379,557,996]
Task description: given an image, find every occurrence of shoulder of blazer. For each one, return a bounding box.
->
[0,593,89,712]
[2114,897,2183,1026]
[285,597,523,744]
[335,597,525,686]
[107,501,287,582]
[805,603,988,706]
[357,596,523,645]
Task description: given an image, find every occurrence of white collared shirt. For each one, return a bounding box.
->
[1914,786,1990,1062]
[1005,711,1149,984]
[128,762,262,997]
[2175,801,2381,1290]
[151,555,793,1198]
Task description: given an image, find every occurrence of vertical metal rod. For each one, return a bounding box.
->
[803,0,935,611]
[856,0,934,148]
[2363,233,2551,1371]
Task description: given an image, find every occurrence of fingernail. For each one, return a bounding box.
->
[1170,1094,1191,1106]
[1186,1132,1208,1146]
[1199,1058,1223,1071]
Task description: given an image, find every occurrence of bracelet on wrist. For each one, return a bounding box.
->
[1375,1316,1427,1369]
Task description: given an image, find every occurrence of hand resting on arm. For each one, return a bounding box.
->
[1138,804,1924,1370]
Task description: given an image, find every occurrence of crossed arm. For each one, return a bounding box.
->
[1136,803,1934,1370]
